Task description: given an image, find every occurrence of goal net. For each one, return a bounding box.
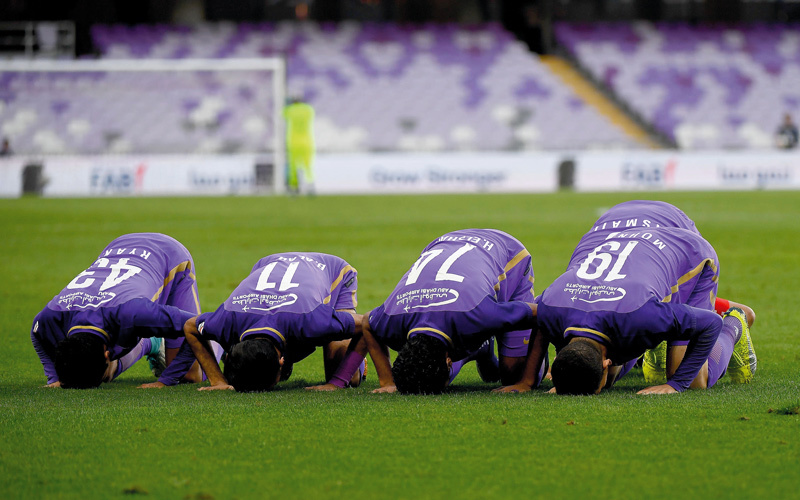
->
[0,58,285,190]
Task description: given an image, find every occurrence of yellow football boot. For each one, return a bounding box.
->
[642,340,667,385]
[725,308,757,384]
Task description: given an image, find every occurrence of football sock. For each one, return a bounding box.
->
[706,314,741,388]
[616,357,638,381]
[448,341,494,384]
[329,350,366,388]
[448,359,466,384]
[113,338,152,380]
[534,353,550,388]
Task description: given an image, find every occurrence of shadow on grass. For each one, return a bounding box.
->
[774,403,800,415]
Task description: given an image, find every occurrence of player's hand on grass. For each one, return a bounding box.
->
[493,383,531,394]
[547,387,557,394]
[305,383,340,391]
[44,381,61,388]
[138,382,166,389]
[371,384,397,394]
[198,383,234,391]
[637,384,678,395]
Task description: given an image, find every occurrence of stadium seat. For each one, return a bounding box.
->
[556,21,800,149]
[2,22,639,155]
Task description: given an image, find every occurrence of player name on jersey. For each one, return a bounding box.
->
[593,218,665,231]
[605,231,669,250]
[437,234,495,251]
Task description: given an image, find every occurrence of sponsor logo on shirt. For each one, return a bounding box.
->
[564,283,626,303]
[57,291,116,310]
[394,288,460,312]
[231,293,298,313]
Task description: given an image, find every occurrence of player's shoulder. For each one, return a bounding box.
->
[32,306,67,335]
[614,199,676,210]
[104,233,190,263]
[108,232,181,248]
[431,228,525,250]
[650,226,709,243]
[196,303,233,335]
[297,252,354,276]
[310,252,352,268]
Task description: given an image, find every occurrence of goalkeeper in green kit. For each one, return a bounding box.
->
[284,96,316,195]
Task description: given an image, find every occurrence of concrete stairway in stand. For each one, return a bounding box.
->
[540,55,662,149]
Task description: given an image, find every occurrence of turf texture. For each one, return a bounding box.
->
[0,191,798,499]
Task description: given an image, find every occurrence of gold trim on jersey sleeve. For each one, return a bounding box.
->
[324,265,357,306]
[527,275,536,298]
[661,258,717,303]
[190,282,201,314]
[565,327,611,343]
[330,265,356,292]
[150,261,192,302]
[240,326,285,343]
[496,249,531,284]
[68,325,110,341]
[408,327,454,347]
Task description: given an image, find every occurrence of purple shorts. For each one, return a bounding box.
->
[496,330,531,358]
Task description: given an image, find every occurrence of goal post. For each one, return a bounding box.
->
[0,57,286,194]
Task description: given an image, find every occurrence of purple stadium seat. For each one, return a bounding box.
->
[2,22,638,154]
[556,21,800,149]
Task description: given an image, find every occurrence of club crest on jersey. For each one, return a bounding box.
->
[198,322,205,334]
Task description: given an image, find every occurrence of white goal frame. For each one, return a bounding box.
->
[1,58,287,194]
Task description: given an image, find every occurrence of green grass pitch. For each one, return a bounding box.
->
[1,191,798,500]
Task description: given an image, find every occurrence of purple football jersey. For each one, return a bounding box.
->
[588,200,698,234]
[551,227,719,313]
[31,233,199,384]
[163,253,357,384]
[538,227,722,391]
[231,252,357,314]
[47,233,198,312]
[571,201,699,267]
[369,229,535,359]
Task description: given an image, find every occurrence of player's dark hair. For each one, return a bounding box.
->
[223,337,281,393]
[392,334,450,394]
[54,332,107,389]
[551,340,604,395]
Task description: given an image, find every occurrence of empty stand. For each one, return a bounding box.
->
[556,22,800,149]
[1,22,639,155]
